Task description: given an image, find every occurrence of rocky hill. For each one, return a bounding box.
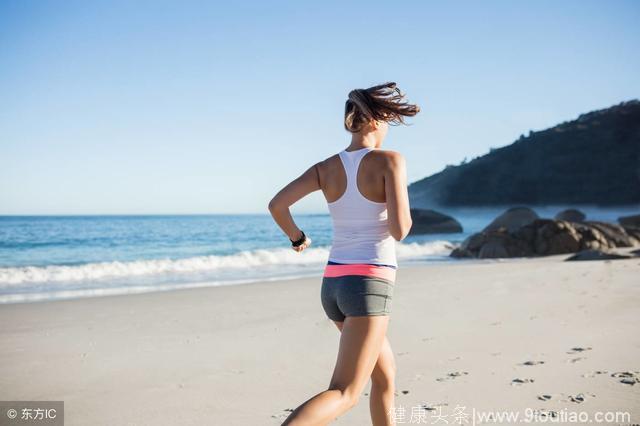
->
[408,100,640,207]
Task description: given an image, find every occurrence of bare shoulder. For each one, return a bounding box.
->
[315,153,338,171]
[371,149,406,169]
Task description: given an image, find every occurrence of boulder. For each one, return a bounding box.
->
[565,249,633,261]
[478,239,509,259]
[451,218,640,259]
[623,227,640,240]
[555,208,586,222]
[532,219,581,255]
[452,228,535,259]
[618,214,640,229]
[571,222,610,250]
[483,206,539,233]
[583,221,639,247]
[408,208,462,234]
[450,232,485,258]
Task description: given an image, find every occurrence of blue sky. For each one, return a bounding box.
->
[1,0,639,215]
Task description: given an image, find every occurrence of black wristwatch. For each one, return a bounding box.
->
[290,230,306,247]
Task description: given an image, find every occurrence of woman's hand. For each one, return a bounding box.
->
[267,162,321,253]
[293,235,312,253]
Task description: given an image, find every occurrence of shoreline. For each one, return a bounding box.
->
[3,248,628,306]
[1,253,638,425]
[0,255,465,306]
[0,239,459,305]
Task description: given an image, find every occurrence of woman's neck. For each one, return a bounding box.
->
[348,133,381,151]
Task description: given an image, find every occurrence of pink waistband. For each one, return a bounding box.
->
[323,263,396,282]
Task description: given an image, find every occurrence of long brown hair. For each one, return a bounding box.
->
[344,82,420,133]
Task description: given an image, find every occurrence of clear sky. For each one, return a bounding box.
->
[1,0,639,215]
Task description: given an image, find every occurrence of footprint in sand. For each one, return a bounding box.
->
[582,370,608,378]
[536,392,595,403]
[560,392,596,403]
[420,402,448,411]
[521,360,545,366]
[566,346,592,354]
[532,409,558,419]
[511,378,535,386]
[611,371,640,385]
[436,371,469,382]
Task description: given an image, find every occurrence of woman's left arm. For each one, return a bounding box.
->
[268,162,321,251]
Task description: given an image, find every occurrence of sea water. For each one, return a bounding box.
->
[0,205,636,303]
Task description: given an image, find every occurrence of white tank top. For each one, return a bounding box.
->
[327,147,397,267]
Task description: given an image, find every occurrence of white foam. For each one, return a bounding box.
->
[396,240,455,257]
[0,240,455,286]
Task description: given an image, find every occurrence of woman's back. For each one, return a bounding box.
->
[321,146,397,267]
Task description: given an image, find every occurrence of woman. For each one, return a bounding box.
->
[268,81,419,425]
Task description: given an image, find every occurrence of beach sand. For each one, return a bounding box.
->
[1,251,639,425]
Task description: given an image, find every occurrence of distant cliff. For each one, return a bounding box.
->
[408,100,640,207]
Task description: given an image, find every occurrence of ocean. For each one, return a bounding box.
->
[0,205,636,303]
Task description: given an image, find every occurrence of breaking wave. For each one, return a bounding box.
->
[0,240,455,286]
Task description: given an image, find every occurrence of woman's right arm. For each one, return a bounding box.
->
[384,151,413,241]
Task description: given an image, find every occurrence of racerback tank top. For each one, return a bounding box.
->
[326,147,397,267]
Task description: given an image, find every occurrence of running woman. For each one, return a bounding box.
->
[268,81,419,425]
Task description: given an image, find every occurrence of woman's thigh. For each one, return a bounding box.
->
[332,320,396,385]
[328,315,389,396]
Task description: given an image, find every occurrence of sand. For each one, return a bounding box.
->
[1,251,639,425]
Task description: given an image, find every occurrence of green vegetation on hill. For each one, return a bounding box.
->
[408,100,640,207]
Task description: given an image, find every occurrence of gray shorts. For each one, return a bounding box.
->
[321,275,395,322]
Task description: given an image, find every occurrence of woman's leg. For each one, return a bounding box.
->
[333,320,397,426]
[281,315,389,426]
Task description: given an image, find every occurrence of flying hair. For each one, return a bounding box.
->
[344,82,420,133]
